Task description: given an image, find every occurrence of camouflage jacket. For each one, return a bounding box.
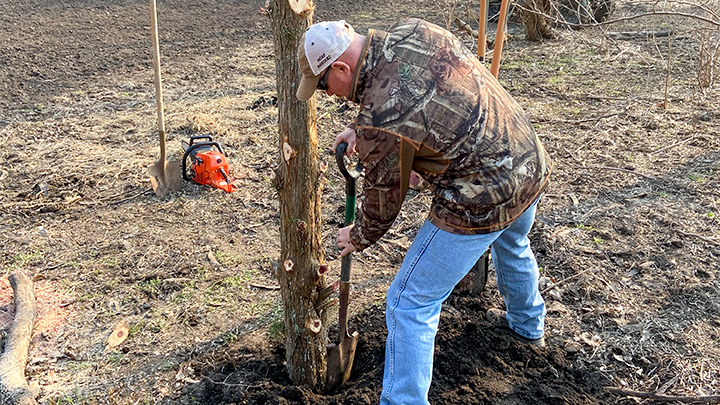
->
[348,18,553,251]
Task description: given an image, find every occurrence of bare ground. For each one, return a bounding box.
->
[1,0,719,404]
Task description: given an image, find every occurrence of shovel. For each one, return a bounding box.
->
[147,0,181,196]
[326,142,362,393]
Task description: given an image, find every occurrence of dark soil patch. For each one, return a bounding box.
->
[169,293,614,405]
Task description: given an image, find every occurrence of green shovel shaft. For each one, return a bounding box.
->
[336,142,362,283]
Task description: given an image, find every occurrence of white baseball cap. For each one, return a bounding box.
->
[296,20,355,101]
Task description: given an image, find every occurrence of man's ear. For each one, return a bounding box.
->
[333,61,351,74]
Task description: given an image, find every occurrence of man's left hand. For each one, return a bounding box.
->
[337,225,357,256]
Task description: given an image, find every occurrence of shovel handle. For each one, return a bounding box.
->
[149,0,166,160]
[335,142,363,221]
[335,142,362,283]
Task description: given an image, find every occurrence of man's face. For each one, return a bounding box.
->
[319,62,352,99]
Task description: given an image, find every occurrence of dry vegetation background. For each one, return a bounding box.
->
[1,0,719,403]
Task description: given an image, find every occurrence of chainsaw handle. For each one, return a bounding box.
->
[187,135,213,147]
[181,141,224,181]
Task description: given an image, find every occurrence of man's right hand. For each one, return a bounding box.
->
[332,127,357,157]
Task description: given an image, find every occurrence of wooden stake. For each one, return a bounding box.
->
[490,0,510,78]
[477,0,488,62]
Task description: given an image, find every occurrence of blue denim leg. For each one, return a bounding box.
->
[491,199,545,340]
[380,221,497,405]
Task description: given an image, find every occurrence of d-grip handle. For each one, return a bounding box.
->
[335,142,363,283]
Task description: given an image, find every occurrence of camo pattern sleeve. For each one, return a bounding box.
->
[348,18,553,246]
[349,129,416,251]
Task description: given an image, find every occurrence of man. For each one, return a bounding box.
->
[296,19,553,404]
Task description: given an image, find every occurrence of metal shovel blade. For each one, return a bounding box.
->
[148,159,182,197]
[326,332,358,393]
[325,281,359,393]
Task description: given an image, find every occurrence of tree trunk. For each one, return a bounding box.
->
[522,0,557,41]
[269,0,329,390]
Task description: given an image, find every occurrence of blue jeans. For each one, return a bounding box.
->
[380,199,545,405]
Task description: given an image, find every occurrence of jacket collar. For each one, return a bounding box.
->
[349,29,375,103]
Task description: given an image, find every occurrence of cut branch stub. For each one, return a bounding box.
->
[283,141,295,163]
[288,0,312,15]
[317,264,328,276]
[306,318,322,334]
[284,259,294,272]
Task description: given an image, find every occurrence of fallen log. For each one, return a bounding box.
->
[0,273,38,405]
[606,387,720,403]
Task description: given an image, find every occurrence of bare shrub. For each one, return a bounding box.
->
[698,28,720,89]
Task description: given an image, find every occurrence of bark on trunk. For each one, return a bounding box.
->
[0,273,38,405]
[522,0,557,41]
[269,0,330,390]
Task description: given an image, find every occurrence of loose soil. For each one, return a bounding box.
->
[1,0,719,404]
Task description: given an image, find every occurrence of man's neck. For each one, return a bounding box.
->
[346,33,371,103]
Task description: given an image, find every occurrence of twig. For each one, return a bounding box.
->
[584,95,626,101]
[541,267,595,294]
[664,30,674,110]
[650,136,695,155]
[202,375,258,389]
[454,17,477,38]
[536,113,620,126]
[606,30,674,40]
[249,283,281,290]
[573,165,654,180]
[606,386,720,403]
[657,374,680,394]
[567,113,619,125]
[675,229,720,247]
[109,189,154,205]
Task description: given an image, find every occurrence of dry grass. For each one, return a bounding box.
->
[1,0,719,403]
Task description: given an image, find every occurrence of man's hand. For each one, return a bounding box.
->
[337,225,357,257]
[332,127,357,157]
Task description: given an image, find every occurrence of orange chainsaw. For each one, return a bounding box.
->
[182,135,236,193]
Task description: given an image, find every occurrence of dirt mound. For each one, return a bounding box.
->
[168,293,613,405]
